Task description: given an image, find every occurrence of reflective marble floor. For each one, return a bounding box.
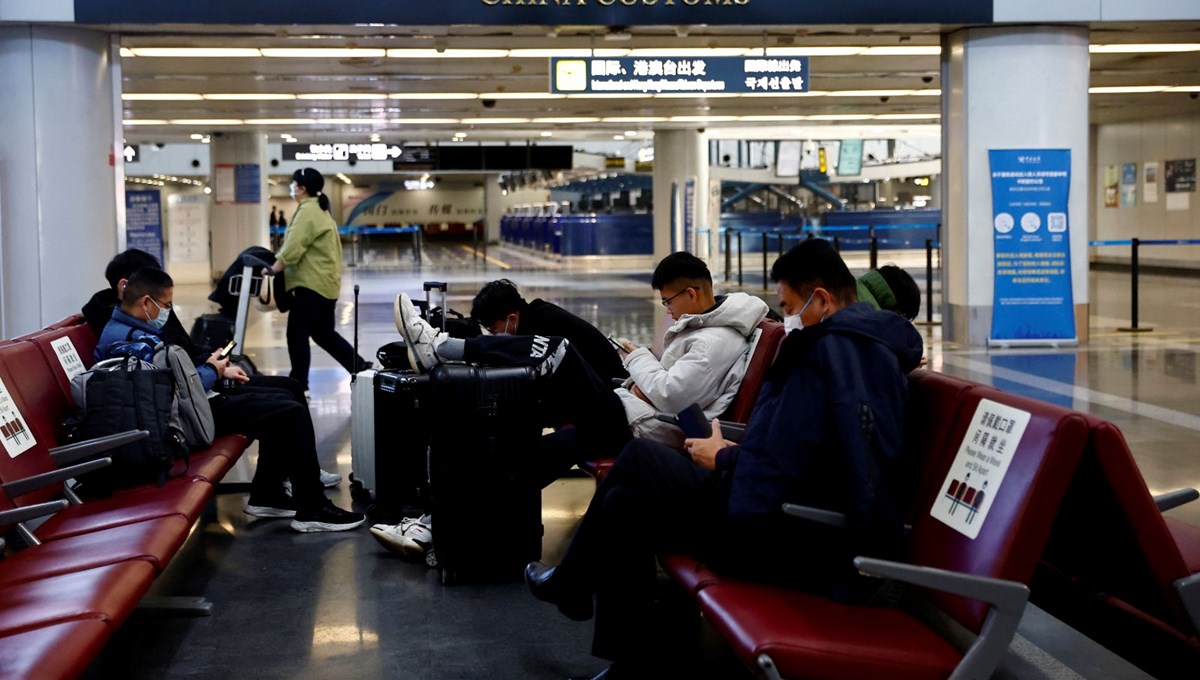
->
[90,241,1200,679]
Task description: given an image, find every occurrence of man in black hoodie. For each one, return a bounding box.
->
[470,279,628,384]
[524,239,924,679]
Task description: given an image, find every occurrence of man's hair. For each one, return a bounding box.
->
[470,279,527,326]
[651,251,712,291]
[105,249,162,290]
[878,264,921,321]
[122,267,173,307]
[770,239,857,303]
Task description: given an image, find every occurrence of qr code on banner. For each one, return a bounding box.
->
[1047,213,1067,233]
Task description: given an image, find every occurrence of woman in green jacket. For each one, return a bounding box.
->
[268,168,368,389]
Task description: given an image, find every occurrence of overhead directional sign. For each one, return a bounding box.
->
[283,143,405,163]
[123,144,140,163]
[551,56,807,95]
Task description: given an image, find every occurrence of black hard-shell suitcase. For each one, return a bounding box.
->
[427,363,543,585]
[189,313,234,353]
[369,369,432,522]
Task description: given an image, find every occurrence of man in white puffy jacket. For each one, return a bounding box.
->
[617,251,769,447]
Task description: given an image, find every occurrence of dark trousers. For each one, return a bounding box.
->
[220,374,307,404]
[286,286,366,389]
[210,390,324,510]
[556,439,723,663]
[462,334,632,481]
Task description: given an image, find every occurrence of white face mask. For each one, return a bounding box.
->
[289,182,298,200]
[783,290,817,334]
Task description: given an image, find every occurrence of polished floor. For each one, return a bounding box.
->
[89,240,1200,679]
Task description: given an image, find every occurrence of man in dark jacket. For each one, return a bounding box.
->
[470,279,628,383]
[523,239,924,679]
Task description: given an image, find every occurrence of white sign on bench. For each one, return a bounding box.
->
[0,377,36,458]
[932,399,1030,539]
[50,337,86,381]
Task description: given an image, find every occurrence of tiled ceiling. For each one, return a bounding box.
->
[108,21,1200,144]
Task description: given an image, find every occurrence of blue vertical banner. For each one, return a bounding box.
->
[988,149,1076,345]
[683,179,696,254]
[125,190,164,266]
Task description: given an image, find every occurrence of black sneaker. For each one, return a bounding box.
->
[290,501,365,533]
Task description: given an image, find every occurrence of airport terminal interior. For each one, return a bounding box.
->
[3,1,1200,679]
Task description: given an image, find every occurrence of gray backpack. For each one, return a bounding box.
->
[152,343,216,449]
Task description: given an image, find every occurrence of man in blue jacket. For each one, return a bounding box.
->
[524,239,924,679]
[97,267,363,533]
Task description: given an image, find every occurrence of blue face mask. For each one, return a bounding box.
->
[147,298,170,330]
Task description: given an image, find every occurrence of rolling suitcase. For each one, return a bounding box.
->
[427,363,543,585]
[351,282,443,512]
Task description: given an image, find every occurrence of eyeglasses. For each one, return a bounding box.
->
[660,287,693,308]
[150,297,173,311]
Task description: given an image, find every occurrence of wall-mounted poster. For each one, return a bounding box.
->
[1120,163,1137,208]
[1104,164,1119,208]
[1144,161,1159,204]
[1165,159,1196,193]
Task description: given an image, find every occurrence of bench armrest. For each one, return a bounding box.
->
[782,503,848,528]
[0,458,112,498]
[653,414,747,443]
[48,430,149,466]
[0,499,70,526]
[855,556,1029,680]
[1155,488,1199,513]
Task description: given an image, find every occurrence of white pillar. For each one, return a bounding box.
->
[651,129,709,262]
[0,25,119,337]
[484,175,504,245]
[209,132,268,279]
[941,26,1090,346]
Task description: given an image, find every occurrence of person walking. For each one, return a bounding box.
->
[267,167,369,390]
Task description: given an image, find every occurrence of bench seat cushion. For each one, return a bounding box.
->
[35,478,212,541]
[0,561,155,635]
[698,581,961,680]
[660,553,723,595]
[1165,517,1200,574]
[0,515,190,584]
[0,619,111,680]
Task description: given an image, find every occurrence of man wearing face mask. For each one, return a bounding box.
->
[523,239,924,679]
[96,267,365,533]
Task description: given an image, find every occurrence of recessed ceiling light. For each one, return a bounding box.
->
[122,93,203,101]
[129,48,261,58]
[190,133,205,140]
[540,131,553,137]
[260,48,386,58]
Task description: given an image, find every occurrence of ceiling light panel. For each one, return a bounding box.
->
[168,119,244,125]
[460,117,532,124]
[389,93,478,100]
[244,118,317,125]
[129,48,261,58]
[260,48,386,58]
[509,48,629,58]
[1090,44,1200,54]
[626,48,749,57]
[296,93,388,100]
[390,118,459,124]
[387,49,508,58]
[122,93,203,101]
[203,93,298,100]
[1088,86,1168,93]
[532,117,601,123]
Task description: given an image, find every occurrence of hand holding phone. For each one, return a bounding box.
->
[218,340,237,360]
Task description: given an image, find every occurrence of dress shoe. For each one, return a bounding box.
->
[525,561,594,621]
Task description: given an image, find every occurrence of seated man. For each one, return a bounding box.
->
[857,264,922,321]
[471,278,628,384]
[370,253,768,558]
[522,239,924,679]
[83,248,340,487]
[96,267,364,533]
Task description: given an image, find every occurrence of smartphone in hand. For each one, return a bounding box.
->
[676,403,712,439]
[218,340,237,360]
[607,335,624,352]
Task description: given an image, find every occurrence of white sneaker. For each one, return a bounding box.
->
[369,514,433,558]
[394,293,444,372]
[319,469,342,488]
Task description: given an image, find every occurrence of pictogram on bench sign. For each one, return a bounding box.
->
[0,378,36,458]
[932,399,1030,539]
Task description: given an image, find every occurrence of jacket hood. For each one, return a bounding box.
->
[817,302,924,372]
[666,292,768,339]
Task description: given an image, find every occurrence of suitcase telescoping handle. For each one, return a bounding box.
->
[352,284,360,384]
[423,281,448,332]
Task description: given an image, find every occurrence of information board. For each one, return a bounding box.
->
[125,189,164,265]
[553,56,806,95]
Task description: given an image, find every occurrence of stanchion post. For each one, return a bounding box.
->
[761,233,768,291]
[1119,237,1153,333]
[472,226,478,261]
[925,238,934,325]
[724,230,732,282]
[776,232,784,259]
[737,231,744,287]
[869,227,878,270]
[833,235,840,253]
